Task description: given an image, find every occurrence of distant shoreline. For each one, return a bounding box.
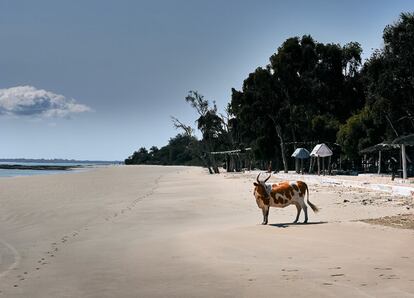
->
[0,164,81,171]
[0,158,121,164]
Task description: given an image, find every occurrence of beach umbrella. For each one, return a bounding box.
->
[291,148,310,159]
[291,148,310,174]
[310,143,333,157]
[310,143,333,175]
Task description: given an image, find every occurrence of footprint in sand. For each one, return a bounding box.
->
[322,283,333,286]
[281,269,298,272]
[331,274,345,277]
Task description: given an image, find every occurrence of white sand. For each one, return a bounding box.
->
[0,166,413,297]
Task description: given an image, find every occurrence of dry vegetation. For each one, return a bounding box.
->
[361,214,414,230]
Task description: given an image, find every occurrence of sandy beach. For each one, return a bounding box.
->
[0,165,413,297]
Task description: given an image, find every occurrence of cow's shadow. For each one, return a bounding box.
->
[268,221,328,228]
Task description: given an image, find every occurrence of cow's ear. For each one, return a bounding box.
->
[253,182,259,186]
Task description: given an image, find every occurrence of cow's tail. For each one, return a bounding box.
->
[305,183,319,213]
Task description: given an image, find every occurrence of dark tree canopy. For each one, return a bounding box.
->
[230,35,364,168]
[338,12,414,157]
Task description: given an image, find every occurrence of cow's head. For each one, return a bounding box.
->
[253,173,271,198]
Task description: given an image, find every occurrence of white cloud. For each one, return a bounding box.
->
[0,85,91,118]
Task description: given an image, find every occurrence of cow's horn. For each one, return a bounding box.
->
[264,173,271,182]
[256,173,261,183]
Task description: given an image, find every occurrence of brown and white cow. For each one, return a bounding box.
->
[253,173,319,225]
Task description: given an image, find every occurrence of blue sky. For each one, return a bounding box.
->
[0,0,412,160]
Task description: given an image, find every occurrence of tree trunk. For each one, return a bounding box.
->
[378,151,381,174]
[275,124,288,173]
[204,139,219,174]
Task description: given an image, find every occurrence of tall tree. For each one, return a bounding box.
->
[184,91,224,173]
[230,35,363,171]
[338,12,414,158]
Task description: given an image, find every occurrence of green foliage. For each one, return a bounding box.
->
[337,108,381,159]
[124,134,202,166]
[338,12,414,157]
[363,12,414,137]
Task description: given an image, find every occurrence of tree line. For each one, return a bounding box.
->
[126,12,414,173]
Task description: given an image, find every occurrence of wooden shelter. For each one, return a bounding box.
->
[392,134,414,179]
[360,142,400,174]
[210,148,252,172]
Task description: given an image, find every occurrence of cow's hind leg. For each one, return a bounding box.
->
[293,202,301,223]
[302,203,308,223]
[261,206,269,225]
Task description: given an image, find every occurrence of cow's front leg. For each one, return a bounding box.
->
[261,206,269,225]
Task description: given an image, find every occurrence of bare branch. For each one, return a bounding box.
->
[171,116,195,137]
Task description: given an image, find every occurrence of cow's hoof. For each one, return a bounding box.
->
[303,221,308,224]
[293,220,298,224]
[261,222,268,225]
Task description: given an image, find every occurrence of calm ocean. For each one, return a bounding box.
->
[0,162,116,178]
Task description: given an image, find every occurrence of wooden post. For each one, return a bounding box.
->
[317,156,320,175]
[328,156,331,175]
[322,157,325,176]
[309,157,313,173]
[301,159,304,175]
[295,158,299,173]
[402,144,407,179]
[362,154,366,172]
[378,150,382,174]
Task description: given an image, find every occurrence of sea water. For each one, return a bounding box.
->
[0,162,116,178]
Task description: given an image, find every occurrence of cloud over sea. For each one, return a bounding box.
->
[0,86,91,118]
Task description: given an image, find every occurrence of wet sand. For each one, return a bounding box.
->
[0,166,413,297]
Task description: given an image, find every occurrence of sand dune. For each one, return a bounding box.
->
[0,166,413,297]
